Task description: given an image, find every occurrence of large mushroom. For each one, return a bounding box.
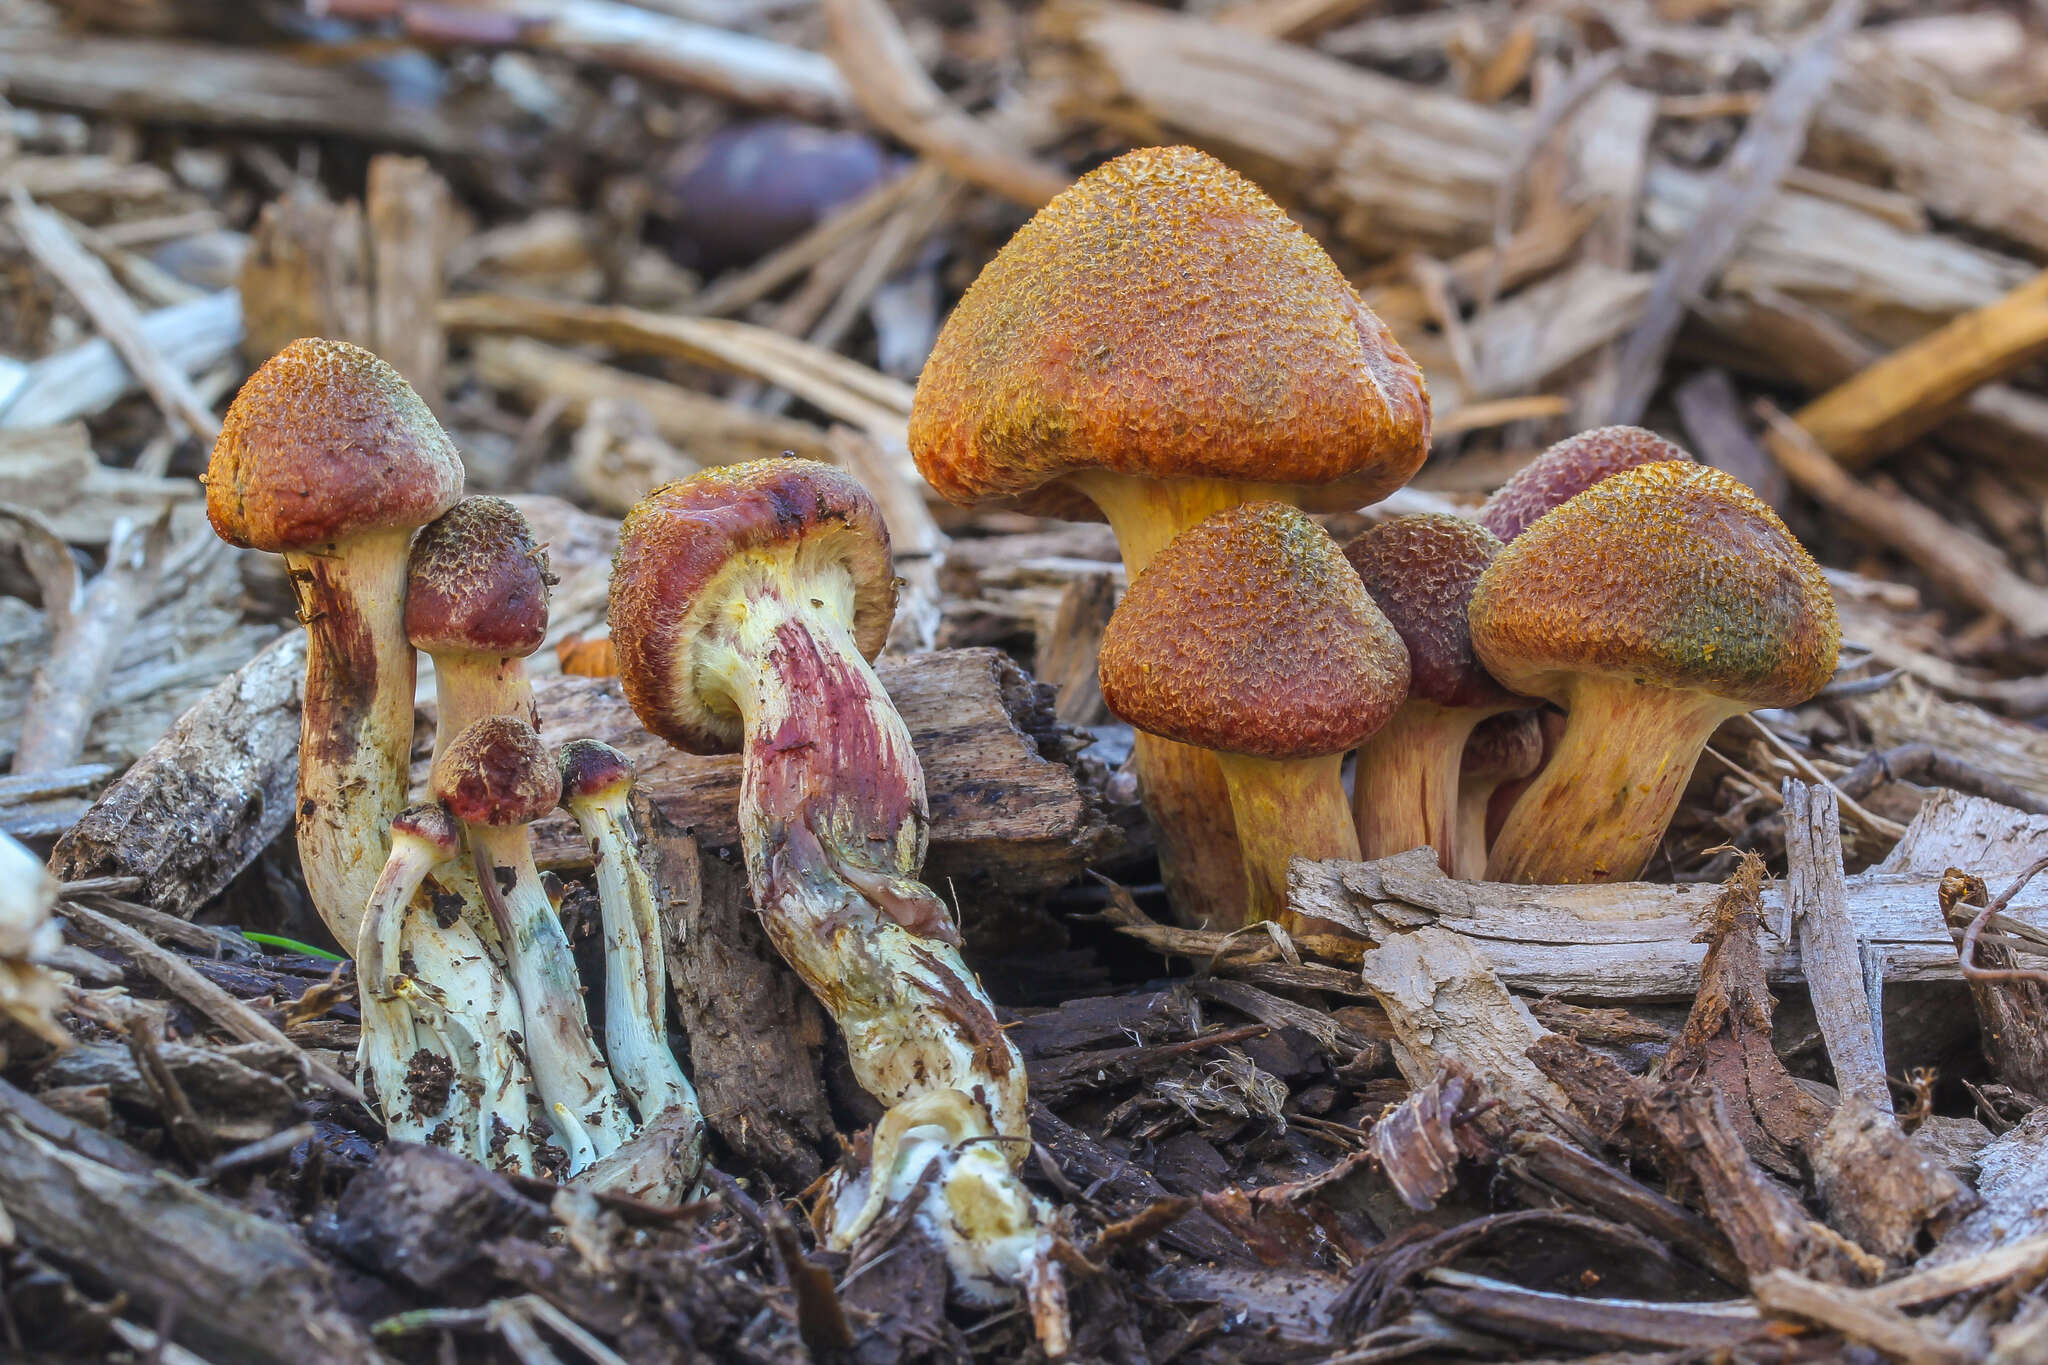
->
[1479,425,1690,543]
[909,145,1430,931]
[205,338,463,947]
[1469,462,1839,883]
[434,715,632,1167]
[1098,502,1409,929]
[1343,514,1518,873]
[608,459,1059,1338]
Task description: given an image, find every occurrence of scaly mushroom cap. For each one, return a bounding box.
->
[432,715,562,828]
[1100,502,1409,759]
[558,739,633,805]
[406,496,551,657]
[389,802,461,855]
[1344,514,1511,710]
[1479,425,1690,543]
[1461,710,1544,784]
[207,338,464,551]
[609,458,897,755]
[1470,462,1839,709]
[910,146,1431,518]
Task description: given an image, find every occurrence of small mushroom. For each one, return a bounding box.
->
[910,145,1430,932]
[1453,711,1544,881]
[1479,425,1691,543]
[1098,502,1409,928]
[206,338,464,947]
[406,495,549,760]
[609,460,1059,1335]
[434,715,631,1167]
[1469,462,1839,883]
[557,740,704,1174]
[1344,514,1518,874]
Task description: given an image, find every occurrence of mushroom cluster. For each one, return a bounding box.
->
[910,149,1841,913]
[207,339,703,1189]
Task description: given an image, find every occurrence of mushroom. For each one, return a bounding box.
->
[406,495,549,760]
[1453,711,1544,881]
[1479,425,1691,543]
[1469,462,1839,883]
[205,338,464,947]
[557,740,704,1167]
[1098,502,1410,928]
[1344,514,1518,874]
[433,715,631,1167]
[609,459,1058,1333]
[0,830,64,1049]
[909,145,1431,931]
[357,803,536,1169]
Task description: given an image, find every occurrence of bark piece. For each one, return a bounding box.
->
[325,1141,551,1292]
[635,804,833,1189]
[1922,1109,2048,1263]
[1942,870,2048,1099]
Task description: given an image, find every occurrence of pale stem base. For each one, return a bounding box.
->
[1486,679,1739,884]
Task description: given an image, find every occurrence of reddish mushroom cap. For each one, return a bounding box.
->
[910,146,1431,518]
[557,739,634,806]
[1099,502,1410,759]
[1469,462,1840,709]
[432,715,562,828]
[389,802,461,856]
[608,458,897,755]
[207,338,464,552]
[1461,710,1544,784]
[406,496,551,657]
[1479,426,1692,544]
[1343,514,1511,710]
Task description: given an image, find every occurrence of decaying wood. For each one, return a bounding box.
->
[364,156,451,406]
[635,809,834,1188]
[1358,925,1592,1146]
[0,290,243,432]
[0,425,195,545]
[1288,830,2048,1002]
[1753,1269,1967,1365]
[0,1088,385,1365]
[1940,870,2048,1102]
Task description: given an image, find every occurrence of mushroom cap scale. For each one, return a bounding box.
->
[1099,502,1409,759]
[1469,462,1839,710]
[406,496,551,657]
[609,459,896,755]
[1479,425,1691,543]
[909,146,1430,517]
[557,739,634,804]
[1344,513,1510,711]
[207,338,464,552]
[432,715,562,828]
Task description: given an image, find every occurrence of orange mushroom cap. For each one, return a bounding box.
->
[208,338,464,551]
[432,715,562,828]
[1469,462,1839,709]
[406,496,551,657]
[1099,502,1409,759]
[910,146,1430,518]
[1479,425,1690,544]
[608,458,897,755]
[1344,513,1510,711]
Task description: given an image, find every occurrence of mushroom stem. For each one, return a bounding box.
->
[430,655,537,764]
[466,822,633,1162]
[1486,680,1737,884]
[1212,751,1358,929]
[1353,702,1509,874]
[559,760,704,1160]
[1069,471,1293,578]
[706,570,1028,1144]
[355,820,442,1140]
[289,529,416,948]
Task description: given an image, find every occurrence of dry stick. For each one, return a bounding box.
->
[8,189,222,441]
[1782,781,1890,1110]
[688,166,933,319]
[4,506,168,775]
[1959,857,2048,988]
[1745,714,1905,842]
[821,0,1068,208]
[59,899,368,1106]
[1758,403,2048,639]
[1606,0,1866,424]
[365,155,450,407]
[1794,265,2048,469]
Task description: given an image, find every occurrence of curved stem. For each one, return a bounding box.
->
[1354,701,1504,874]
[1452,779,1499,882]
[470,824,632,1165]
[1214,751,1357,930]
[289,529,414,948]
[1487,679,1738,884]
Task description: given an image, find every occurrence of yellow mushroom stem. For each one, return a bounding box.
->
[1486,678,1740,884]
[1353,700,1516,875]
[1212,751,1358,931]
